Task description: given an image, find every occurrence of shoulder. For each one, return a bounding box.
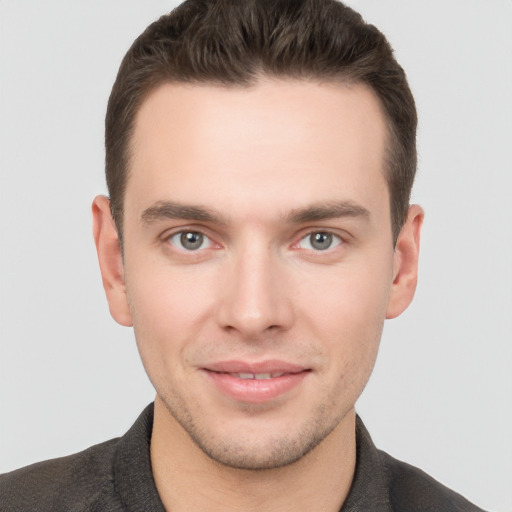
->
[0,437,120,512]
[378,449,486,512]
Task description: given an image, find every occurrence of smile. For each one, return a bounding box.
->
[230,372,286,380]
[202,361,310,403]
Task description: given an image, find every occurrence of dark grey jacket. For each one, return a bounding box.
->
[0,404,486,511]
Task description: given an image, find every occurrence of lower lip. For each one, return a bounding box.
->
[203,370,309,403]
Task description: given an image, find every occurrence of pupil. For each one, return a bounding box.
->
[181,232,203,250]
[311,232,332,250]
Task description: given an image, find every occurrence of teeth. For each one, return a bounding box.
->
[231,372,285,380]
[255,373,271,380]
[238,373,256,380]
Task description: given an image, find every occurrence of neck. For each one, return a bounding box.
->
[150,397,357,512]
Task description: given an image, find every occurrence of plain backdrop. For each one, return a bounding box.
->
[0,1,511,511]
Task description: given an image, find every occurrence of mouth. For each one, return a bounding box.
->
[225,372,288,380]
[202,360,310,403]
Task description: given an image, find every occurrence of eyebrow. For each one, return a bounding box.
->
[141,201,227,225]
[140,199,370,226]
[285,200,371,224]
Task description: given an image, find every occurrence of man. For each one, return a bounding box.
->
[0,1,488,510]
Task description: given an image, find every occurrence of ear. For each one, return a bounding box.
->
[386,204,424,319]
[92,195,133,327]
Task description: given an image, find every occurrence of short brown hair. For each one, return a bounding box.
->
[106,0,417,245]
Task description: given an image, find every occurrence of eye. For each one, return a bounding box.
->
[297,231,342,251]
[168,231,213,251]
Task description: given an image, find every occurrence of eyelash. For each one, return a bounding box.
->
[166,230,217,252]
[164,228,345,254]
[295,231,343,252]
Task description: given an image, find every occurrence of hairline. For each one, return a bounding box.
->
[114,73,400,248]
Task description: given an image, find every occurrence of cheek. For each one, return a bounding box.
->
[125,265,218,375]
[296,259,391,380]
[299,256,392,332]
[315,291,385,412]
[127,256,218,326]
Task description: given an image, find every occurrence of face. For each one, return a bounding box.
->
[94,79,421,470]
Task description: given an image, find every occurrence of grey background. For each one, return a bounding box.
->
[1,1,510,510]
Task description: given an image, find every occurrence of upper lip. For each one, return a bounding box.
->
[203,360,308,375]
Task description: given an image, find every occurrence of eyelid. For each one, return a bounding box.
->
[170,232,212,251]
[162,226,221,252]
[292,228,347,251]
[160,225,349,253]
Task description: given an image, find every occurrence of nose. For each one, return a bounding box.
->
[216,243,294,339]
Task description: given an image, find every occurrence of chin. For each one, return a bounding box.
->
[190,433,324,471]
[168,402,345,471]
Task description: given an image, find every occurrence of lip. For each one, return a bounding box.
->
[202,360,310,403]
[205,359,307,375]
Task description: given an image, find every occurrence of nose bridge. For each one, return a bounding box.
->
[216,236,292,337]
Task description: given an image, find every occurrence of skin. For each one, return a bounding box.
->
[93,79,423,511]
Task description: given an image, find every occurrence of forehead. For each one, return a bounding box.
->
[126,79,389,222]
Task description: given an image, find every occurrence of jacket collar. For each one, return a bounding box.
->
[113,404,392,512]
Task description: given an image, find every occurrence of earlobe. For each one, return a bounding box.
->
[386,204,424,319]
[92,195,133,327]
